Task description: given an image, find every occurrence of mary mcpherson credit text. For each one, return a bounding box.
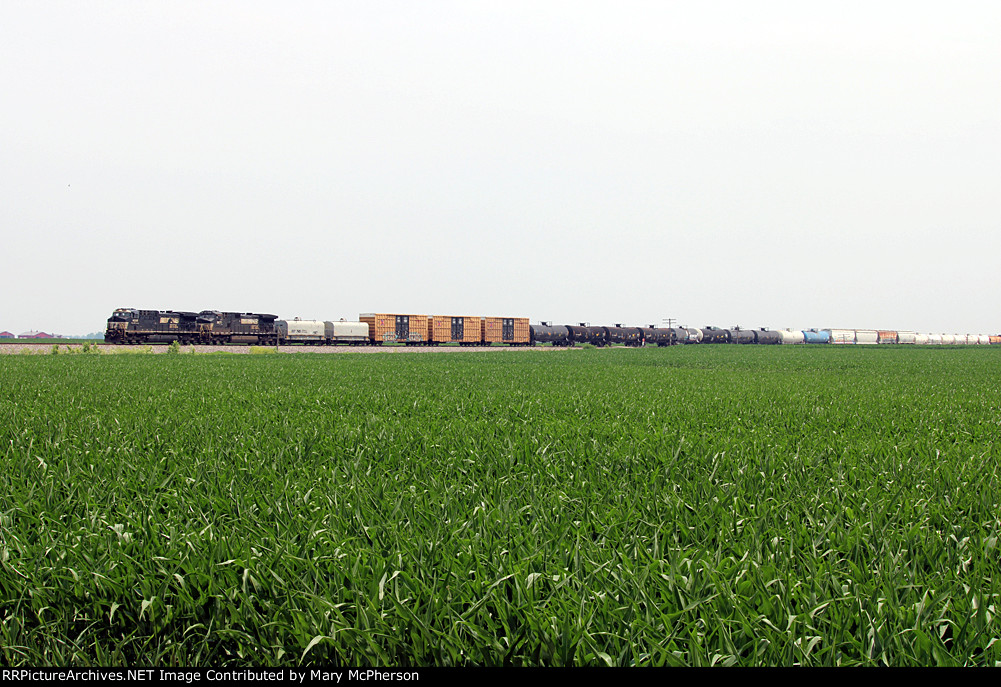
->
[1,670,420,683]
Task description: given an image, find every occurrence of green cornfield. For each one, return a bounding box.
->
[1,346,999,666]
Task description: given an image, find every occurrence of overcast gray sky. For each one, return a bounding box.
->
[2,1,998,336]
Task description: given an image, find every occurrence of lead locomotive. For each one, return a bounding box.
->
[105,308,279,345]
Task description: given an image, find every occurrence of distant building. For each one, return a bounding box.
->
[0,331,14,338]
[19,331,55,339]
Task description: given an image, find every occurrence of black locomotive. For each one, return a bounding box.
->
[105,308,279,345]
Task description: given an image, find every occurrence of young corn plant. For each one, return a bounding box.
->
[0,346,999,666]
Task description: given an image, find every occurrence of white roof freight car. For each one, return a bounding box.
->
[897,331,916,344]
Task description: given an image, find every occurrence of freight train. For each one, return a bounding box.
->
[104,308,1001,347]
[103,309,535,346]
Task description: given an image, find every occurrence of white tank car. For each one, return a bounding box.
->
[941,334,956,344]
[978,334,990,345]
[914,333,930,345]
[683,327,704,344]
[926,333,942,344]
[778,329,805,344]
[896,331,916,344]
[325,321,370,344]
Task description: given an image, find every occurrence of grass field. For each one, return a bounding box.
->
[1,346,999,666]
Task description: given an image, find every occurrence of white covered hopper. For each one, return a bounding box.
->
[826,329,855,344]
